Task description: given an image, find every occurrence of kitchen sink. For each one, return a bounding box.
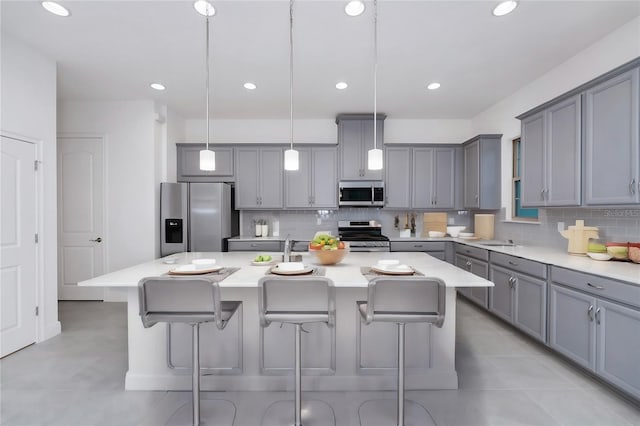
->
[476,240,516,247]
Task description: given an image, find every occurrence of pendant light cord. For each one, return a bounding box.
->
[290,0,294,151]
[205,15,211,151]
[373,0,377,150]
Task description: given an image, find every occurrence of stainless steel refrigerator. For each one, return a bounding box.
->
[160,182,239,256]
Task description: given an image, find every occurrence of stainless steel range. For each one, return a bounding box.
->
[338,220,390,252]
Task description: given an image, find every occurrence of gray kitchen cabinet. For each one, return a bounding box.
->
[337,114,385,181]
[455,244,489,308]
[285,147,338,209]
[385,146,457,209]
[235,147,284,209]
[549,283,596,370]
[385,147,411,208]
[585,67,640,205]
[520,95,581,207]
[489,253,547,342]
[177,144,234,182]
[391,240,446,260]
[549,266,640,399]
[227,240,282,252]
[463,135,501,210]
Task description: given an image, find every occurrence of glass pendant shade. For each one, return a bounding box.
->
[200,149,216,171]
[284,148,299,171]
[367,148,383,170]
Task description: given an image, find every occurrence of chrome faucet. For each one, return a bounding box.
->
[283,235,295,261]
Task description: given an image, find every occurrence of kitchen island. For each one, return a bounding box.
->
[79,251,493,391]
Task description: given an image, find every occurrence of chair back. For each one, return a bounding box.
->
[138,276,224,328]
[258,276,335,327]
[362,277,446,326]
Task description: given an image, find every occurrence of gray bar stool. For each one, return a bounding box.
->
[357,277,446,426]
[258,276,337,426]
[139,276,241,426]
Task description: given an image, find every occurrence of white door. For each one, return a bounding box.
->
[1,136,37,357]
[57,136,104,300]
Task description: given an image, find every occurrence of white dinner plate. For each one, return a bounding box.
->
[370,265,415,275]
[168,264,223,275]
[269,264,315,275]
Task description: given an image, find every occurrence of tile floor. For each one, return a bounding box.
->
[1,298,639,426]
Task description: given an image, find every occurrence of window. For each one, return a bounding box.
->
[512,138,538,220]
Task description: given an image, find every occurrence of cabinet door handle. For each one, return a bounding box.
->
[508,260,518,266]
[475,195,479,203]
[466,261,472,271]
[540,189,545,200]
[631,179,637,195]
[434,196,437,205]
[587,282,604,290]
[414,244,424,248]
[588,305,594,322]
[595,307,601,325]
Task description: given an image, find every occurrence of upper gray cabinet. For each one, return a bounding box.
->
[285,147,338,209]
[177,144,234,182]
[235,147,284,209]
[463,135,501,210]
[337,114,385,181]
[385,146,457,209]
[585,67,639,205]
[520,95,582,207]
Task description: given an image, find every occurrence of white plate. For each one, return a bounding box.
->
[270,265,315,275]
[168,264,223,275]
[370,265,415,275]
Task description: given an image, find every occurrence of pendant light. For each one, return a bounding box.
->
[367,0,383,170]
[199,8,216,171]
[284,0,299,171]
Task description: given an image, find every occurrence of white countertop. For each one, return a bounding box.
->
[79,251,494,289]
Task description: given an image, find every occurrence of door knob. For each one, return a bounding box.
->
[90,237,102,243]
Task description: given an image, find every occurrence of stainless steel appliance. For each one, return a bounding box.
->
[338,220,390,252]
[339,181,384,207]
[160,182,239,256]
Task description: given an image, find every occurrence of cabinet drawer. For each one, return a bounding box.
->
[491,252,547,279]
[455,244,489,262]
[228,240,282,252]
[551,266,640,309]
[391,241,446,252]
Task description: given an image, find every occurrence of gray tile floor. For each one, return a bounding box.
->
[1,299,639,426]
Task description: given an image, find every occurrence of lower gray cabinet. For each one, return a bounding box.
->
[549,267,640,400]
[390,240,446,260]
[455,254,489,308]
[228,240,282,252]
[489,261,547,343]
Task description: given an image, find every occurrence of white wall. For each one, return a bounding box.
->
[471,17,640,218]
[0,35,61,340]
[182,118,472,145]
[58,100,157,300]
[166,108,185,183]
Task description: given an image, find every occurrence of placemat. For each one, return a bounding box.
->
[165,267,240,282]
[265,266,326,277]
[360,266,424,280]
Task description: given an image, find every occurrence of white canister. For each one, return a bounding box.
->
[272,219,280,237]
[255,224,262,237]
[261,224,269,237]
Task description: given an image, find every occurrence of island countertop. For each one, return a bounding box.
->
[79,251,494,289]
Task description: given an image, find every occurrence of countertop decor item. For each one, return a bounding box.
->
[586,252,612,261]
[606,242,629,260]
[474,214,495,240]
[446,226,466,237]
[422,212,447,237]
[559,220,599,256]
[629,243,640,264]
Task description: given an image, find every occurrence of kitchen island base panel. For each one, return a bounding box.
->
[124,287,459,391]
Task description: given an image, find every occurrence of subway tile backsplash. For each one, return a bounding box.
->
[493,207,640,250]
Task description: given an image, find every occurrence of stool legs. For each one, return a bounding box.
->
[397,323,405,426]
[295,323,302,426]
[192,323,200,426]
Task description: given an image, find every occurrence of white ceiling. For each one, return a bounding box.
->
[2,1,639,119]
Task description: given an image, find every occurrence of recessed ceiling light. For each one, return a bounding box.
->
[150,83,166,91]
[194,0,215,17]
[41,1,70,17]
[345,0,365,17]
[244,82,257,90]
[492,1,518,16]
[427,82,441,90]
[335,82,348,90]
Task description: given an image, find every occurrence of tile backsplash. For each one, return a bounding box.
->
[493,208,640,250]
[240,209,471,240]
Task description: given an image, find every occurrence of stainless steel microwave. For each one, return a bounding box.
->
[339,181,385,207]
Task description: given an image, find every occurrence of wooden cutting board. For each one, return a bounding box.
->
[422,212,447,237]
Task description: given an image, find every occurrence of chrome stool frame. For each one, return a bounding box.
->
[258,276,336,426]
[358,276,446,426]
[139,276,241,426]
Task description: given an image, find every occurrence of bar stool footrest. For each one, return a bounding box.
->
[261,399,336,426]
[167,399,236,426]
[359,399,435,426]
